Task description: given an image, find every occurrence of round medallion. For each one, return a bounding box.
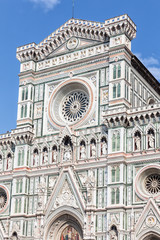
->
[145,174,160,195]
[61,91,89,123]
[146,215,157,227]
[67,37,78,50]
[0,187,7,211]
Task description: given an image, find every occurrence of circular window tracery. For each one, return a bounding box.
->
[61,91,89,123]
[145,174,160,195]
[0,187,7,210]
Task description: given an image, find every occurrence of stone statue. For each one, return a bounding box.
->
[101,141,107,155]
[85,170,96,204]
[148,133,155,148]
[8,156,12,170]
[91,143,96,157]
[33,152,39,166]
[109,230,117,240]
[80,145,86,159]
[43,151,48,164]
[52,149,57,162]
[135,136,141,151]
[63,144,72,162]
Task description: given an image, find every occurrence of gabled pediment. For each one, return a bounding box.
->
[135,198,160,239]
[46,37,102,59]
[45,167,85,218]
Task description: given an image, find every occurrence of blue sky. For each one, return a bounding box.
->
[0,0,160,133]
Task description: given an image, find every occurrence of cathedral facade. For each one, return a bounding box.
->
[0,14,160,240]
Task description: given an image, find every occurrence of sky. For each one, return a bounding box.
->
[0,0,160,133]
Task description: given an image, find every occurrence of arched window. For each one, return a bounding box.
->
[134,131,141,151]
[62,136,72,162]
[90,139,96,157]
[147,128,155,149]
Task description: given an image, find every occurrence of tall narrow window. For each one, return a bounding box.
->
[111,189,115,204]
[112,168,116,182]
[113,84,116,99]
[22,89,25,101]
[24,105,27,118]
[116,188,120,204]
[116,167,120,182]
[112,134,116,152]
[21,106,24,118]
[117,83,121,97]
[113,65,116,79]
[25,87,28,100]
[117,133,120,151]
[118,64,121,78]
[18,151,21,166]
[22,150,25,165]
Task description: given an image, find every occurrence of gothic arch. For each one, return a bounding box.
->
[44,206,84,240]
[138,230,160,240]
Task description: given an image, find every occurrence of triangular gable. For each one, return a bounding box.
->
[47,37,102,59]
[135,198,160,238]
[45,167,85,218]
[17,18,107,62]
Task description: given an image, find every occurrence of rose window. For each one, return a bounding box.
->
[61,91,89,123]
[145,174,160,194]
[0,188,7,210]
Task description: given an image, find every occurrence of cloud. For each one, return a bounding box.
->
[29,0,60,10]
[135,53,160,80]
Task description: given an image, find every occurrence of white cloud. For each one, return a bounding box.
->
[135,53,160,80]
[148,67,160,80]
[29,0,60,10]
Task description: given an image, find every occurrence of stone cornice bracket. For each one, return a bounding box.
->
[11,126,34,145]
[104,14,137,40]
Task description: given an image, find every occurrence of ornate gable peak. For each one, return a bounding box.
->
[45,167,85,218]
[135,198,160,239]
[16,18,107,63]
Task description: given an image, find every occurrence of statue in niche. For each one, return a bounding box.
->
[148,130,155,148]
[7,154,12,170]
[42,148,48,164]
[63,144,72,162]
[134,132,141,151]
[101,139,107,155]
[80,141,86,159]
[52,146,58,162]
[109,230,118,240]
[33,149,39,166]
[90,140,96,157]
